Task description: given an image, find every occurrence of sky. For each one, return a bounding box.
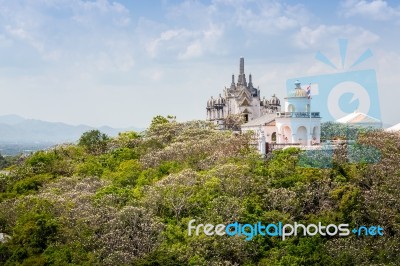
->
[0,0,400,128]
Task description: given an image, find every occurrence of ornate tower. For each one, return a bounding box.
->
[206,57,280,128]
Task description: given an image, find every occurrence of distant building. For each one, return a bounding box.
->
[206,57,281,128]
[242,80,321,149]
[385,123,400,132]
[336,111,382,129]
[206,58,322,153]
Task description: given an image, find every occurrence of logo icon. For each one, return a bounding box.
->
[285,39,382,168]
[287,39,380,122]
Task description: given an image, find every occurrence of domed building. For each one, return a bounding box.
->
[242,80,321,151]
[262,94,281,114]
[206,58,321,152]
[275,80,321,146]
[206,57,281,128]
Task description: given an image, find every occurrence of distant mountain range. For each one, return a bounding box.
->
[0,114,143,146]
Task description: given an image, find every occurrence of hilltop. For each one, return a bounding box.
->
[0,116,399,265]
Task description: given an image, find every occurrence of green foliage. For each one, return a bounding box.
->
[0,117,399,265]
[0,153,14,170]
[149,115,176,131]
[7,212,58,264]
[11,174,52,195]
[76,156,104,177]
[78,129,109,155]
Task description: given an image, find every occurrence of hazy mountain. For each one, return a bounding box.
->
[0,114,26,125]
[0,114,143,145]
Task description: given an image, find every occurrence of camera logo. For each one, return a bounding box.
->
[286,39,381,122]
[284,39,382,168]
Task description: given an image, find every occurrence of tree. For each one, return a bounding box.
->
[112,131,141,149]
[78,130,109,155]
[149,115,176,131]
[0,153,7,170]
[224,114,244,131]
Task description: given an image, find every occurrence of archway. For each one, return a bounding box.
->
[288,104,295,112]
[312,126,319,144]
[297,126,307,146]
[282,126,292,143]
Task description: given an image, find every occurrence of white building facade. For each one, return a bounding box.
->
[242,81,321,152]
[275,81,321,146]
[206,57,281,127]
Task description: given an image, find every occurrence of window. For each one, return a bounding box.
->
[272,132,276,141]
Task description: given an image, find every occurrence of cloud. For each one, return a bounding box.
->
[178,42,202,60]
[227,1,309,33]
[72,0,131,26]
[141,0,310,60]
[340,0,400,21]
[0,0,135,67]
[145,23,224,60]
[294,24,380,50]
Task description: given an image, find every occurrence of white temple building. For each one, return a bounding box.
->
[386,123,400,132]
[336,111,382,129]
[242,80,321,150]
[206,57,281,128]
[206,58,321,153]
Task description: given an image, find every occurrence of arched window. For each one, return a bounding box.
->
[288,104,295,112]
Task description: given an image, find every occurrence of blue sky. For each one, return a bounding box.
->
[0,0,399,128]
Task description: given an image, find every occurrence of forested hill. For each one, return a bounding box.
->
[0,116,399,265]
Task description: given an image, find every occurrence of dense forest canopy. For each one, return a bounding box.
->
[0,116,399,265]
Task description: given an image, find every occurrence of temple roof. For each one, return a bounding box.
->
[336,111,381,125]
[241,113,276,127]
[385,123,400,132]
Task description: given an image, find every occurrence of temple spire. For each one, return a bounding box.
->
[230,74,236,90]
[248,73,253,90]
[237,57,247,86]
[240,57,244,75]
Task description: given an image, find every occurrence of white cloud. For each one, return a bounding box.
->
[210,0,310,34]
[178,42,203,60]
[142,0,309,60]
[0,0,135,66]
[340,0,400,21]
[146,29,187,58]
[145,24,223,60]
[72,0,131,26]
[294,24,380,50]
